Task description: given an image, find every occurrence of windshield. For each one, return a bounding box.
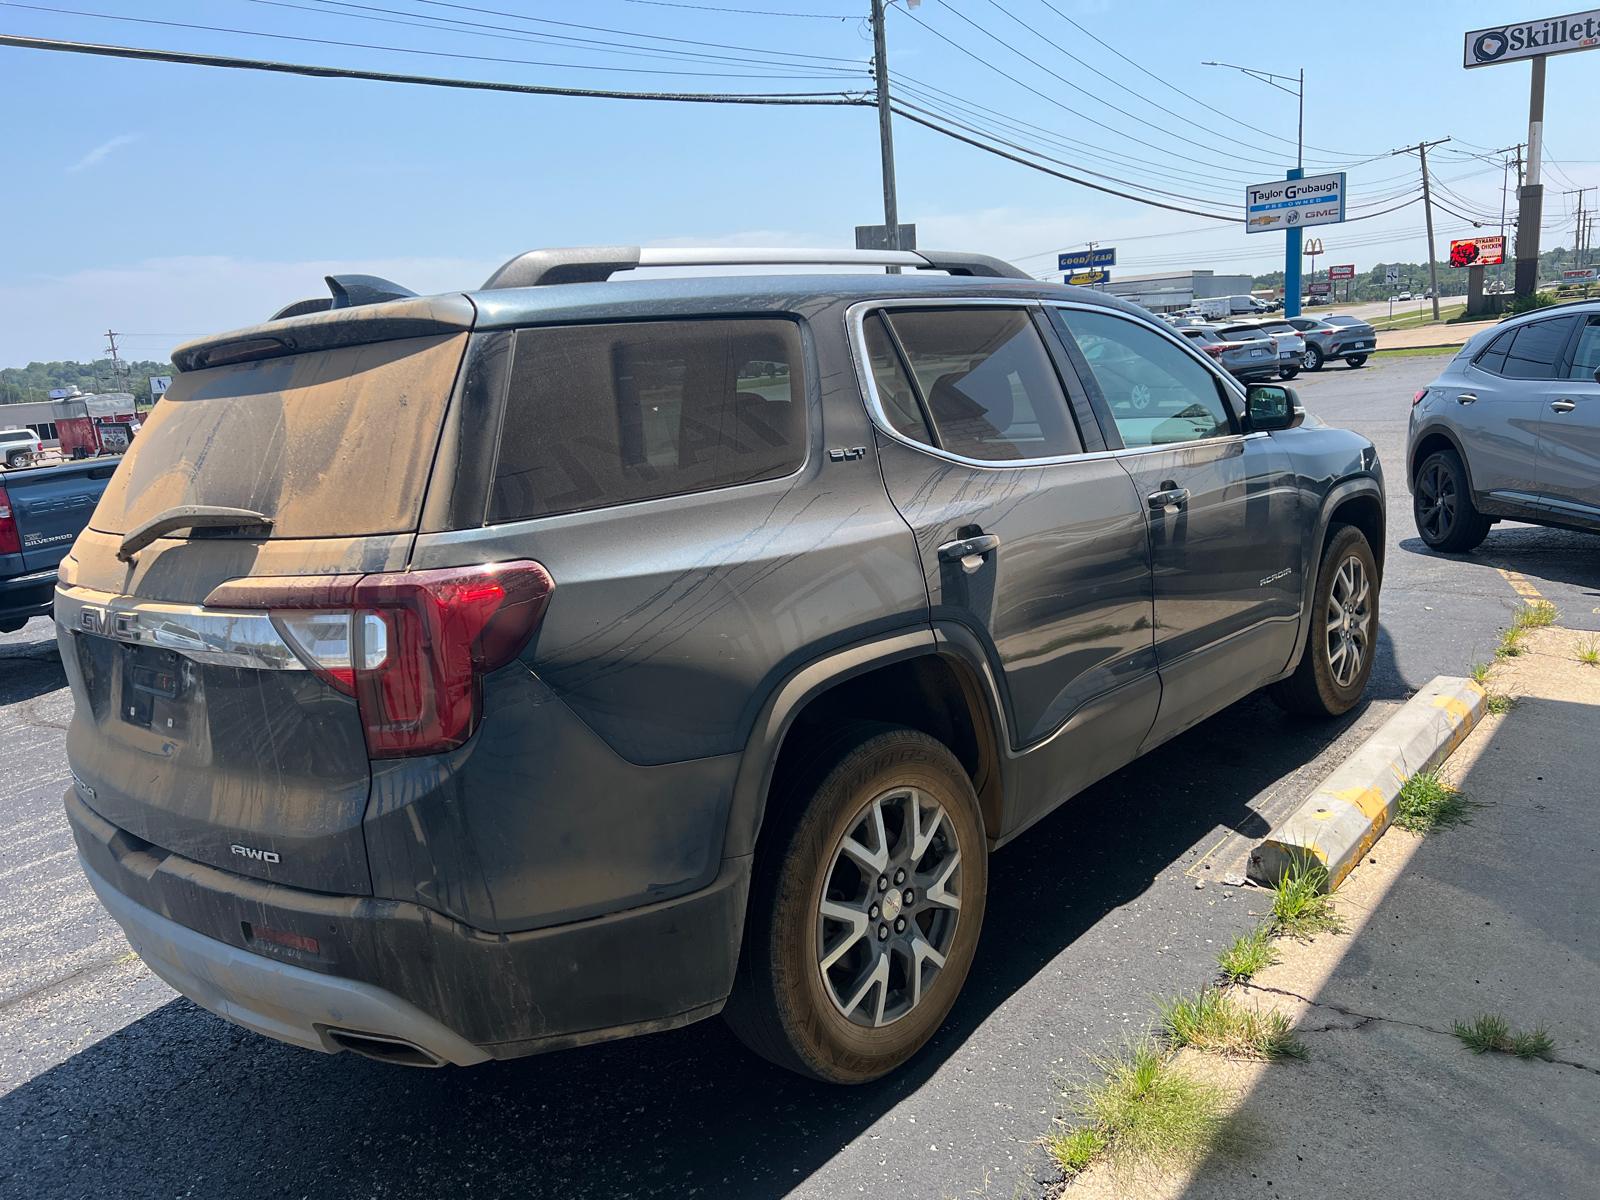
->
[88,332,467,539]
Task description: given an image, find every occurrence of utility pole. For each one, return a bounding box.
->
[870,0,900,274]
[1564,187,1596,273]
[1393,138,1450,322]
[1516,55,1547,297]
[104,330,125,391]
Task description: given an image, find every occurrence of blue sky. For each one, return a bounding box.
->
[1,0,1595,365]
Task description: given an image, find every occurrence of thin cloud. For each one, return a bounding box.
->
[68,134,140,173]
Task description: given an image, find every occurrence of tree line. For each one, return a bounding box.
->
[1,359,174,407]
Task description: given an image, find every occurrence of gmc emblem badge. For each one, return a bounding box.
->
[79,606,106,635]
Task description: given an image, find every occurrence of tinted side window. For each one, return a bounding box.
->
[862,314,933,445]
[1503,316,1579,379]
[1058,309,1234,448]
[1567,317,1600,379]
[1474,327,1515,375]
[490,319,805,523]
[884,308,1082,461]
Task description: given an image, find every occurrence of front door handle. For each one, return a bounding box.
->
[937,533,1001,564]
[1457,392,1478,405]
[1147,487,1190,511]
[1550,398,1578,414]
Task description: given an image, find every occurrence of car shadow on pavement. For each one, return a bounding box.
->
[0,690,1382,1200]
[0,626,67,708]
[1398,530,1600,597]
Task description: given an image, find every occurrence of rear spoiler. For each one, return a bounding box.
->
[171,294,476,372]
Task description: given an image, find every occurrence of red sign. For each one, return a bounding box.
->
[1450,236,1504,267]
[1328,264,1355,280]
[1306,281,1333,294]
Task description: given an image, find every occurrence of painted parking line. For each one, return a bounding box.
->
[1496,568,1545,601]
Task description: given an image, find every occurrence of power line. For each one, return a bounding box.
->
[0,31,873,102]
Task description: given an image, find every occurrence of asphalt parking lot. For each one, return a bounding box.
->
[3,352,1596,1200]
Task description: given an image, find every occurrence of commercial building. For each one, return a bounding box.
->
[1099,269,1255,314]
[0,399,62,444]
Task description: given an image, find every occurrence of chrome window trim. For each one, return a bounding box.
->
[54,584,306,672]
[845,298,1250,470]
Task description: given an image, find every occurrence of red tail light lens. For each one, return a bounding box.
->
[1413,389,1429,406]
[215,561,554,759]
[0,488,19,555]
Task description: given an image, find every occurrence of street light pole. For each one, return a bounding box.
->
[1203,62,1304,317]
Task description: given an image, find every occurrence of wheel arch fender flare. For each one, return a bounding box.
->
[1408,421,1474,496]
[1285,475,1386,676]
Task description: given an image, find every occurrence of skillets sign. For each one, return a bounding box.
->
[1243,173,1346,234]
[1465,9,1600,67]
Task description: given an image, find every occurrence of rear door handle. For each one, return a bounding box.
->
[1550,398,1578,413]
[937,533,1001,563]
[1456,392,1478,405]
[1147,487,1190,511]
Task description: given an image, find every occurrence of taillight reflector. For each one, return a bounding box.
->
[246,923,320,954]
[0,487,18,555]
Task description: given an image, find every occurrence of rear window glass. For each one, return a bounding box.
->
[489,319,805,523]
[1567,317,1600,379]
[1503,315,1579,379]
[89,333,466,539]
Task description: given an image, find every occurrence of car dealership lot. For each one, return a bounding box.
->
[2,354,1596,1200]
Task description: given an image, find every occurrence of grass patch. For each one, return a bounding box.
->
[1394,770,1479,834]
[1485,693,1516,715]
[1513,599,1558,630]
[1048,1039,1247,1181]
[1216,926,1278,983]
[1369,345,1460,358]
[1468,660,1491,685]
[1269,853,1345,940]
[1156,986,1307,1061]
[1577,635,1600,667]
[1452,1013,1554,1060]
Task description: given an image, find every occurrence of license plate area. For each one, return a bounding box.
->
[118,644,195,736]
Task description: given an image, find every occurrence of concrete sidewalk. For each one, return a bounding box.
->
[1064,626,1600,1197]
[1374,319,1497,350]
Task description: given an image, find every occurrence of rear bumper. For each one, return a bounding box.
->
[67,788,751,1064]
[0,566,57,624]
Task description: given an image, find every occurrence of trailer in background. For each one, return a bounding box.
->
[47,389,140,458]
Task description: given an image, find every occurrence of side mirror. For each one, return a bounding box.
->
[1244,383,1305,432]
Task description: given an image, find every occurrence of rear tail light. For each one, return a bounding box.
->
[0,487,18,555]
[1413,389,1429,406]
[210,562,554,758]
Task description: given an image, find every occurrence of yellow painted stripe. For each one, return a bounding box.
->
[1496,567,1544,599]
[1330,785,1388,822]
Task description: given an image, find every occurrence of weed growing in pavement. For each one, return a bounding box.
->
[1216,926,1278,983]
[1577,636,1600,667]
[1156,986,1307,1061]
[1047,1039,1248,1181]
[1468,660,1491,685]
[1495,625,1526,659]
[1513,599,1559,630]
[1485,693,1517,714]
[1394,771,1481,834]
[1269,854,1346,940]
[1452,1013,1555,1060]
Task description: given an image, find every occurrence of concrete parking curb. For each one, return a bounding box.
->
[1248,676,1488,890]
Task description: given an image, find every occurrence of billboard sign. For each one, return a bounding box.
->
[1449,236,1505,267]
[1328,264,1355,280]
[1306,282,1333,295]
[1244,173,1346,234]
[1563,268,1598,281]
[1066,270,1110,286]
[1464,10,1600,68]
[1059,247,1116,271]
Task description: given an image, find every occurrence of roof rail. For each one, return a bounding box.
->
[479,246,1032,290]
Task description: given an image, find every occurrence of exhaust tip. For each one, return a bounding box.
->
[326,1029,446,1068]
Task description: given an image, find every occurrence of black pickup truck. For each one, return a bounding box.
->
[0,459,117,632]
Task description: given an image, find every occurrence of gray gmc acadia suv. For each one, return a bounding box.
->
[58,246,1385,1083]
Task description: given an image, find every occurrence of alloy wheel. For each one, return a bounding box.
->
[1324,554,1372,689]
[1416,461,1456,543]
[817,786,962,1028]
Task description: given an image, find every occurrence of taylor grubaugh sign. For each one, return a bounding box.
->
[1464,9,1600,67]
[1450,236,1506,267]
[1243,173,1347,234]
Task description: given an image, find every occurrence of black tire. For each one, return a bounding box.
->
[1346,355,1368,368]
[4,451,25,468]
[1279,365,1300,381]
[723,722,987,1084]
[1413,448,1491,553]
[0,619,25,634]
[1306,345,1325,371]
[1269,524,1379,717]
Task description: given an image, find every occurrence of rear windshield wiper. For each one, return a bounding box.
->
[118,506,274,562]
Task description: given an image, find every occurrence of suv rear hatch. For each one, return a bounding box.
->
[58,298,473,894]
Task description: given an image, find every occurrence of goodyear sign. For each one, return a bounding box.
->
[1059,247,1115,271]
[1465,10,1600,67]
[1244,173,1346,235]
[1066,270,1110,285]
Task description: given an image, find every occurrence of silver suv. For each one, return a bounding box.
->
[1408,303,1600,550]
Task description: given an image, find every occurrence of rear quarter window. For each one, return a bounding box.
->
[489,318,806,523]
